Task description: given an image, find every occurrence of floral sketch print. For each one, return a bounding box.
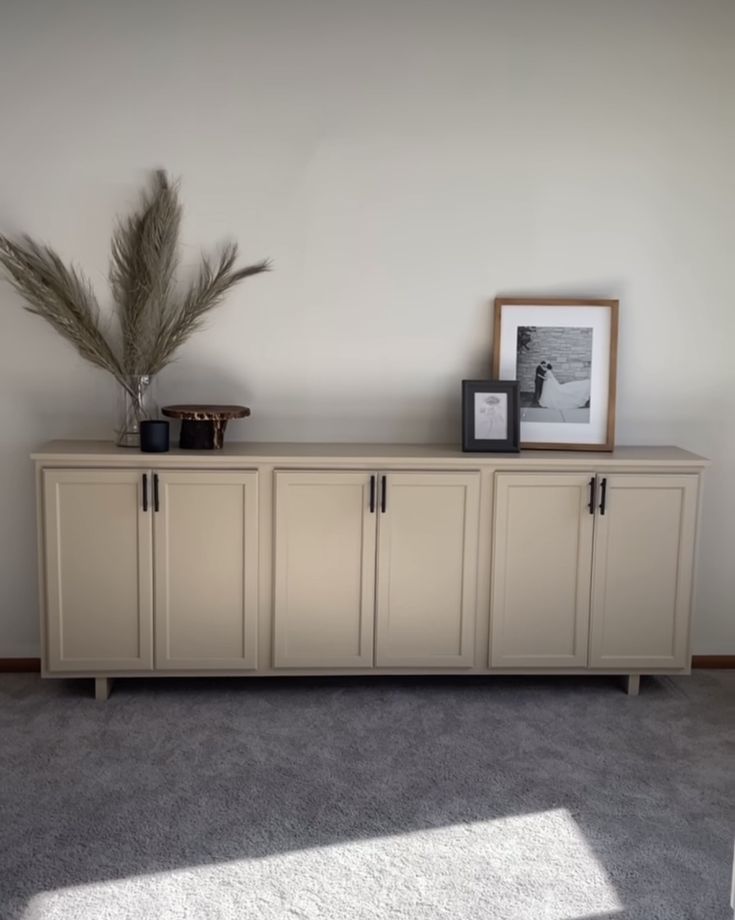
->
[475,393,508,440]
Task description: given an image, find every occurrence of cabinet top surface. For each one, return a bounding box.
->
[32,440,708,468]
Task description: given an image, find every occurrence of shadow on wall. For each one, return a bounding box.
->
[159,361,468,444]
[1,672,733,920]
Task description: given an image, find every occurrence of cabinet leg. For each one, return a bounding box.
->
[625,674,640,696]
[94,677,112,701]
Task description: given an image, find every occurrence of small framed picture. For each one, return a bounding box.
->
[492,298,619,450]
[462,380,520,453]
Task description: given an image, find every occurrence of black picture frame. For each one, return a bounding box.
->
[462,380,520,453]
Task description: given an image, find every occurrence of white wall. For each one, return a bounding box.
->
[1,0,733,656]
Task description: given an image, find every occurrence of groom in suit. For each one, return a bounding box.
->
[533,361,551,406]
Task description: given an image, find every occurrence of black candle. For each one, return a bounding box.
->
[140,420,170,453]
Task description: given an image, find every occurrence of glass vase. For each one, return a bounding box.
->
[116,375,156,448]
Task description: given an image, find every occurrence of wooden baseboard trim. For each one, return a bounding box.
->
[0,658,41,673]
[691,655,735,669]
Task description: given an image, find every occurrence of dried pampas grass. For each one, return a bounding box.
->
[0,170,269,394]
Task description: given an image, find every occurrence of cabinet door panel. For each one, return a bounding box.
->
[490,473,594,667]
[273,471,376,668]
[375,472,480,667]
[154,471,258,670]
[44,469,153,671]
[589,475,697,669]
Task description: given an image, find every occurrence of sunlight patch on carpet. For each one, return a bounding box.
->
[22,808,623,920]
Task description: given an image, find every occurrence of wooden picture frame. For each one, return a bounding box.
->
[461,380,520,453]
[492,298,619,451]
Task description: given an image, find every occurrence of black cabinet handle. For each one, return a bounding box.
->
[599,477,607,515]
[588,476,596,515]
[142,474,148,512]
[380,475,387,513]
[369,475,376,513]
[153,473,160,512]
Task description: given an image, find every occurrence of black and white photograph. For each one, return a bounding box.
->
[516,325,593,424]
[492,298,619,450]
[462,380,519,452]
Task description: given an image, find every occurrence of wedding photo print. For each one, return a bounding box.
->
[461,380,520,453]
[516,325,592,424]
[492,298,618,450]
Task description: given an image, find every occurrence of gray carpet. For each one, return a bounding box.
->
[1,672,733,920]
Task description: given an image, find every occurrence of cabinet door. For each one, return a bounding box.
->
[490,473,594,667]
[43,469,153,671]
[154,471,259,670]
[273,471,376,668]
[375,472,480,667]
[589,474,698,669]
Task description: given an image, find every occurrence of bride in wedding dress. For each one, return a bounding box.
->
[539,365,591,410]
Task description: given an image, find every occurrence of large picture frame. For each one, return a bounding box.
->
[492,298,619,450]
[461,380,520,453]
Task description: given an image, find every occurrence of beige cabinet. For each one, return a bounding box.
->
[42,467,259,674]
[154,470,259,670]
[375,472,479,667]
[490,471,699,671]
[490,473,594,667]
[43,469,153,671]
[273,471,377,668]
[589,474,698,669]
[34,442,706,694]
[273,469,480,669]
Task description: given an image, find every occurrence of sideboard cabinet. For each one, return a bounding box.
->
[32,442,707,699]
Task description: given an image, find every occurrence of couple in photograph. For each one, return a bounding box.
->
[533,360,591,409]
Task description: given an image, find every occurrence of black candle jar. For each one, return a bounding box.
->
[139,419,170,453]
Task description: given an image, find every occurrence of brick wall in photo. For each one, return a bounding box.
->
[516,326,593,393]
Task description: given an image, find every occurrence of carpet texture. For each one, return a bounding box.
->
[0,672,733,920]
